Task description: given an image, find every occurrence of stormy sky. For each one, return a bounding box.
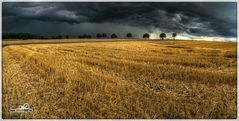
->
[2,2,237,41]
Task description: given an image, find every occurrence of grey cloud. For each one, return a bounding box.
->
[2,2,237,38]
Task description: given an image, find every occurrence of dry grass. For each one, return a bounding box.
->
[2,39,237,119]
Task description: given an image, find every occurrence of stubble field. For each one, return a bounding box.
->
[2,39,237,119]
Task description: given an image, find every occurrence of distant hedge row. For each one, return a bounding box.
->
[3,33,47,40]
[3,32,177,40]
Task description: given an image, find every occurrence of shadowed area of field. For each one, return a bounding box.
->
[2,39,237,119]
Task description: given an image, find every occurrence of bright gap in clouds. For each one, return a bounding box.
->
[144,29,237,42]
[148,33,237,42]
[175,33,237,42]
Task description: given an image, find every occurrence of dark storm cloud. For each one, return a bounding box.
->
[2,2,237,38]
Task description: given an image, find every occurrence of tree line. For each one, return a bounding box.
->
[143,33,177,40]
[2,32,177,40]
[2,33,47,40]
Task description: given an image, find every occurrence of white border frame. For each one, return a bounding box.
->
[0,1,238,121]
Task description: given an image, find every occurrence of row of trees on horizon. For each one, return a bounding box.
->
[2,32,177,40]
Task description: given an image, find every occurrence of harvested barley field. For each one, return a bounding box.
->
[2,40,237,119]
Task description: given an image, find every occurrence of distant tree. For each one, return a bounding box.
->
[2,33,49,40]
[96,33,102,38]
[78,34,91,39]
[143,33,150,39]
[160,33,166,40]
[172,33,177,40]
[127,33,132,38]
[102,33,107,38]
[52,35,62,39]
[82,34,87,38]
[19,33,27,40]
[52,36,60,39]
[65,35,69,39]
[87,35,92,38]
[111,33,117,38]
[40,36,45,39]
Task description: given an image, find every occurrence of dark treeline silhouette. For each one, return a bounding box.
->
[102,33,107,38]
[52,35,63,39]
[3,32,177,40]
[3,33,47,40]
[96,33,118,39]
[142,32,177,40]
[78,34,92,39]
[160,33,166,40]
[111,33,117,38]
[127,33,132,38]
[172,33,177,40]
[143,33,150,38]
[96,33,102,38]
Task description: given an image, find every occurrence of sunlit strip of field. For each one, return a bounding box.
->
[2,40,237,119]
